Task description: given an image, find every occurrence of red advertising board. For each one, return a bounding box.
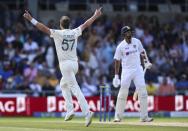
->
[0,96,188,116]
[0,97,27,116]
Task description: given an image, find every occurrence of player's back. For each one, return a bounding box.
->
[50,27,82,62]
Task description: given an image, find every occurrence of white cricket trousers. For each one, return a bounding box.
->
[115,66,148,119]
[59,60,90,116]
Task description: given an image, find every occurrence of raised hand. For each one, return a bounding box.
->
[23,10,32,21]
[94,7,102,18]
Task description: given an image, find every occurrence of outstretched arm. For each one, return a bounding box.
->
[79,7,102,31]
[23,10,51,35]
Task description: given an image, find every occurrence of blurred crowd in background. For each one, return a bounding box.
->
[0,7,188,97]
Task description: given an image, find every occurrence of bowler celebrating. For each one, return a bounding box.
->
[23,8,102,127]
[113,26,153,122]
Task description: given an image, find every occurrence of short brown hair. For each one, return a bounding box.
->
[60,16,70,29]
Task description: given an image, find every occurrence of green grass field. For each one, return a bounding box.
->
[0,117,188,131]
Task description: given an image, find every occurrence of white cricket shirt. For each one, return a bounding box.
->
[114,38,144,69]
[50,27,82,62]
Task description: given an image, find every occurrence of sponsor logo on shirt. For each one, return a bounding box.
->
[125,50,137,56]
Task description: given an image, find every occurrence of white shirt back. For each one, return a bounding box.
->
[114,37,144,70]
[50,27,82,62]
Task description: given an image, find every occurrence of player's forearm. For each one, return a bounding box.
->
[79,7,102,31]
[23,10,50,35]
[85,15,98,26]
[141,50,149,63]
[80,15,98,31]
[114,59,120,75]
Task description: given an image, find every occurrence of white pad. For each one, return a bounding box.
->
[137,87,148,119]
[114,72,132,120]
[114,87,129,120]
[133,66,148,119]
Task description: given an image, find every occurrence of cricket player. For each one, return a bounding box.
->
[23,8,102,127]
[112,26,153,122]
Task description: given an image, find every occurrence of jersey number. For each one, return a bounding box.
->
[61,39,75,51]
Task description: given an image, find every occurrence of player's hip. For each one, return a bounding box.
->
[122,65,143,73]
[57,54,78,62]
[121,66,144,78]
[59,60,78,74]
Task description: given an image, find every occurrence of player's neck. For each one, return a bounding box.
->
[125,38,131,44]
[61,27,70,30]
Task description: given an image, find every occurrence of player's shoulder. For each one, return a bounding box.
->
[132,37,140,42]
[51,29,61,32]
[132,37,142,44]
[117,40,124,48]
[51,29,64,35]
[72,27,82,34]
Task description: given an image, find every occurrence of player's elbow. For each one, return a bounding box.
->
[37,24,50,35]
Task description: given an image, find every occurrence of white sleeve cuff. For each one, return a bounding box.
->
[30,18,38,25]
[50,29,55,38]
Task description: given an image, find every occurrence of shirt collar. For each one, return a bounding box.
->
[123,39,132,45]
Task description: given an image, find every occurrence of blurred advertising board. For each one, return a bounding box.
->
[0,96,188,116]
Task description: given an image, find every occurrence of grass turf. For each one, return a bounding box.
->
[0,117,188,131]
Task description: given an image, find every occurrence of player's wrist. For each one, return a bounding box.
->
[144,59,150,63]
[30,18,38,26]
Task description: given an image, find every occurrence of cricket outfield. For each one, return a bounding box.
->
[0,117,188,131]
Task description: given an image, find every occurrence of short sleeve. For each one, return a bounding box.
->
[114,46,122,60]
[50,29,61,38]
[138,39,144,53]
[73,27,82,37]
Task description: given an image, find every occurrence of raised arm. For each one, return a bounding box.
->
[23,10,51,35]
[79,7,102,31]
